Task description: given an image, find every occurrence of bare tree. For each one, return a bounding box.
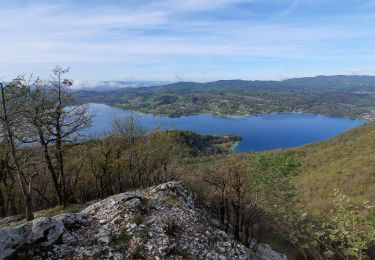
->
[26,67,93,206]
[112,115,145,144]
[0,82,37,220]
[86,136,114,199]
[112,115,144,187]
[202,156,271,248]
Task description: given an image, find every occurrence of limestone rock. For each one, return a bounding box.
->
[0,213,85,259]
[0,181,286,260]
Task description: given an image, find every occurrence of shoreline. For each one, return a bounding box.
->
[230,140,241,152]
[108,103,371,121]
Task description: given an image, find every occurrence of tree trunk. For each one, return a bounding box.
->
[233,206,240,240]
[1,84,34,220]
[219,197,225,224]
[38,128,64,206]
[0,187,5,217]
[244,224,250,247]
[99,176,104,199]
[25,193,33,221]
[224,197,230,233]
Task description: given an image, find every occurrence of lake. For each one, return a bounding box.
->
[84,103,365,152]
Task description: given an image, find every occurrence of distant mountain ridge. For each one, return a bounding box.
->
[73,75,375,119]
[154,75,375,92]
[73,75,375,93]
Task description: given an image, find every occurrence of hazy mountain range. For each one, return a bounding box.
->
[71,80,170,92]
[73,75,375,92]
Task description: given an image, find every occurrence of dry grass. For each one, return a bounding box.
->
[0,203,88,228]
[34,203,86,218]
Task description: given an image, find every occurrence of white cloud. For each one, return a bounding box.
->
[0,0,375,81]
[71,80,168,90]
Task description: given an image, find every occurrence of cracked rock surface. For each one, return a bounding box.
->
[0,181,286,259]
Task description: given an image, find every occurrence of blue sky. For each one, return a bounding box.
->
[1,0,375,84]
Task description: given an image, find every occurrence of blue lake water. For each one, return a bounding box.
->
[84,103,365,152]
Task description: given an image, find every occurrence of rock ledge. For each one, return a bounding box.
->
[0,181,286,260]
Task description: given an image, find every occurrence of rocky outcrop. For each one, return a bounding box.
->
[0,213,86,259]
[0,181,286,259]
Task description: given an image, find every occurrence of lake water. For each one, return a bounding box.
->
[84,103,365,152]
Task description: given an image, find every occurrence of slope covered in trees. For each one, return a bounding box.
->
[294,121,375,209]
[73,75,375,119]
[223,120,375,216]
